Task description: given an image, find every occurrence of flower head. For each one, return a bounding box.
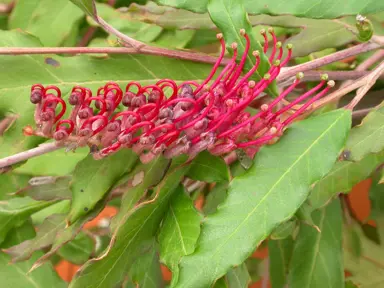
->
[28,29,334,163]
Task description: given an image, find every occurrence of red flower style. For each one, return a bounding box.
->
[28,28,334,163]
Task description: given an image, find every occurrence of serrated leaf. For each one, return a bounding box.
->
[207,0,277,96]
[0,30,213,159]
[0,221,66,288]
[69,159,189,288]
[31,199,106,269]
[345,101,384,161]
[158,187,202,285]
[129,241,164,288]
[176,109,351,287]
[57,231,94,265]
[4,214,66,262]
[17,176,72,201]
[70,0,96,18]
[0,197,56,244]
[288,199,344,288]
[187,151,229,183]
[9,0,84,46]
[15,147,89,176]
[309,150,384,210]
[226,263,251,288]
[269,237,294,288]
[68,150,137,223]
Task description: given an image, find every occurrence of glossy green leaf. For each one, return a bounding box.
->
[58,232,94,265]
[0,197,56,244]
[0,221,66,288]
[15,147,89,176]
[68,150,137,223]
[203,182,228,215]
[208,0,276,96]
[289,199,344,287]
[369,170,384,220]
[309,150,384,210]
[270,220,296,240]
[0,30,213,159]
[158,187,202,285]
[129,242,164,288]
[187,151,229,183]
[226,263,251,288]
[345,101,384,161]
[244,0,384,19]
[31,200,71,225]
[269,237,294,288]
[154,0,207,14]
[32,199,106,270]
[176,109,351,287]
[9,0,84,46]
[4,214,66,262]
[69,159,189,288]
[70,0,96,18]
[18,176,72,201]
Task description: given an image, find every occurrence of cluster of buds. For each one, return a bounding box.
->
[27,28,334,163]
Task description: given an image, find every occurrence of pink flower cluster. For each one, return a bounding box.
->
[28,29,334,163]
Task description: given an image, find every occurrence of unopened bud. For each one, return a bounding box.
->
[327,80,335,87]
[286,43,293,50]
[261,104,269,112]
[239,29,246,36]
[30,91,42,104]
[231,42,238,50]
[276,41,282,48]
[54,130,68,141]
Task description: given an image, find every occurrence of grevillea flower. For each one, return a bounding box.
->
[27,28,334,163]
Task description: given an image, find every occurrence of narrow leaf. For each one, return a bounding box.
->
[345,101,384,161]
[69,0,96,18]
[269,237,294,288]
[68,150,137,223]
[203,182,228,215]
[18,176,72,201]
[158,187,202,284]
[187,151,229,183]
[288,199,344,288]
[208,0,276,96]
[176,109,351,287]
[309,150,384,210]
[226,263,251,288]
[0,197,56,244]
[69,159,189,288]
[4,214,66,263]
[57,232,94,265]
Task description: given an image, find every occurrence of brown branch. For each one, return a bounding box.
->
[277,40,383,82]
[0,46,229,66]
[346,60,384,110]
[0,142,62,169]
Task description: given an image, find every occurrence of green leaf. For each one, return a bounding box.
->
[0,197,56,244]
[70,0,96,18]
[288,199,344,288]
[213,277,229,288]
[68,150,137,223]
[18,176,72,201]
[244,0,384,19]
[176,109,351,287]
[31,199,106,270]
[4,214,66,262]
[369,169,384,220]
[0,221,66,288]
[0,173,30,200]
[207,0,277,96]
[9,0,84,46]
[155,30,196,49]
[187,151,229,183]
[31,200,70,225]
[154,0,207,14]
[15,147,89,176]
[58,232,94,265]
[69,159,189,288]
[309,150,384,210]
[0,30,213,158]
[158,187,202,285]
[203,182,228,215]
[226,263,251,288]
[129,242,164,288]
[269,237,294,288]
[270,220,296,240]
[345,101,384,161]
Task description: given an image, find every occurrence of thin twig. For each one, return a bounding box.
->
[277,40,383,82]
[77,27,98,47]
[346,60,384,110]
[0,46,229,66]
[0,142,62,169]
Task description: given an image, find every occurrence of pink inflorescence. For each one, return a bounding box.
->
[28,29,334,163]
